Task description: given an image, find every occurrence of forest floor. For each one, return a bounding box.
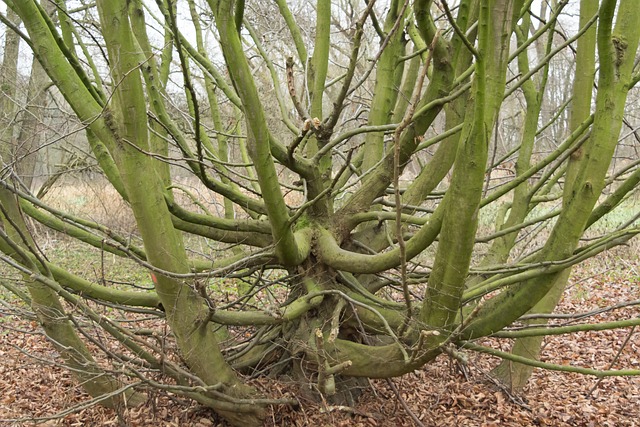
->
[1,251,639,427]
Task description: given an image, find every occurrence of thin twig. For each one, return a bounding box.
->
[385,378,427,427]
[588,325,637,396]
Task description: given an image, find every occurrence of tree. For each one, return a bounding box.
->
[1,0,639,425]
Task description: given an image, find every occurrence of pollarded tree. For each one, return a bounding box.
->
[1,1,639,425]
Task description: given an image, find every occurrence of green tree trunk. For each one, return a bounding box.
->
[0,189,145,408]
[2,0,639,420]
[94,1,265,424]
[491,0,634,390]
[461,0,640,343]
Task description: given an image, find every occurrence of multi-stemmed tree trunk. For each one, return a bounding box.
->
[1,1,640,425]
[491,0,600,390]
[0,0,148,412]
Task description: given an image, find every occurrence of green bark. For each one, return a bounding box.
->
[361,0,405,172]
[211,0,308,267]
[274,0,308,66]
[462,0,640,341]
[317,201,444,274]
[420,0,520,332]
[2,0,639,415]
[415,40,477,217]
[336,18,457,223]
[355,1,477,254]
[2,7,143,406]
[491,0,598,390]
[10,0,127,198]
[0,189,145,408]
[307,0,331,119]
[481,12,546,267]
[128,0,172,189]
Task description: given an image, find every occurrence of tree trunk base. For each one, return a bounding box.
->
[490,359,535,392]
[290,358,368,406]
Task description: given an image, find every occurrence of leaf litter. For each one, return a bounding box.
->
[0,255,638,426]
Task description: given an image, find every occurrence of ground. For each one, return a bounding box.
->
[0,253,638,426]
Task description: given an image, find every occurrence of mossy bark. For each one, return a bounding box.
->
[492,0,639,390]
[94,1,265,424]
[0,189,145,408]
[420,0,520,331]
[11,1,266,424]
[361,0,405,172]
[461,0,640,341]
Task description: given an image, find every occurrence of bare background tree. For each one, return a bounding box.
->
[1,0,639,425]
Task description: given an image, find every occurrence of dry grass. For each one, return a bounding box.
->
[41,177,137,233]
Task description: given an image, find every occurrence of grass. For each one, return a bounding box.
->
[45,241,152,291]
[1,177,637,301]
